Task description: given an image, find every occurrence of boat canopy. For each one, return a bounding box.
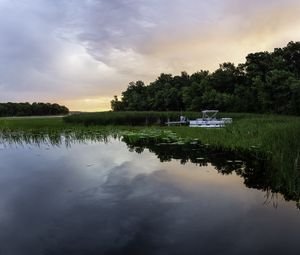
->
[201,110,219,119]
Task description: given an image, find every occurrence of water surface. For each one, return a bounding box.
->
[0,137,299,255]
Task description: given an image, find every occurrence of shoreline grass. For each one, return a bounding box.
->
[1,113,300,171]
[64,111,202,126]
[63,111,300,167]
[1,113,300,154]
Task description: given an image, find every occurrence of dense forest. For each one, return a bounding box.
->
[0,102,69,117]
[111,41,300,115]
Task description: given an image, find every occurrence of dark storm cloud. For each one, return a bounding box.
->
[0,0,300,109]
[0,1,68,97]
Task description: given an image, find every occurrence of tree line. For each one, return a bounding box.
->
[111,41,300,115]
[0,102,69,117]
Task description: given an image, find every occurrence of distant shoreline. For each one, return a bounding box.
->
[0,115,66,119]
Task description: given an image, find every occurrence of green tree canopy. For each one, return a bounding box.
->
[111,41,300,115]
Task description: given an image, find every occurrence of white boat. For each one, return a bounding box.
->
[189,110,232,128]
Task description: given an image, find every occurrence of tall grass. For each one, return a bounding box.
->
[0,117,67,130]
[2,113,300,176]
[167,115,300,165]
[63,111,203,126]
[63,111,268,126]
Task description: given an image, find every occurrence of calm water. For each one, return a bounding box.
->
[0,137,299,255]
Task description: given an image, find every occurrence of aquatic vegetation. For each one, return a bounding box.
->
[63,111,202,126]
[1,114,300,173]
[1,114,300,206]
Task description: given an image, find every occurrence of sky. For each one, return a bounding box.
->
[1,0,300,111]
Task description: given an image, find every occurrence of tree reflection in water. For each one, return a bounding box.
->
[122,136,300,209]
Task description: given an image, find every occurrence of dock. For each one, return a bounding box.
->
[165,120,189,126]
[165,116,188,126]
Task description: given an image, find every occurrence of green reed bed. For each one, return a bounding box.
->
[63,111,203,126]
[2,114,300,174]
[114,114,300,175]
[63,111,265,126]
[0,117,126,145]
[0,117,67,130]
[167,115,300,163]
[3,114,300,164]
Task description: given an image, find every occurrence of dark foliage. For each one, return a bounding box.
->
[0,102,69,117]
[111,41,300,115]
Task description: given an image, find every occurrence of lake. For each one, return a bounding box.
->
[0,134,299,255]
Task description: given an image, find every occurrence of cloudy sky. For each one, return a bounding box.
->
[1,0,300,111]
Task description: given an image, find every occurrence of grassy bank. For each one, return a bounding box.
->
[0,117,68,130]
[1,114,300,171]
[63,111,264,126]
[63,111,300,166]
[2,114,300,155]
[64,111,202,126]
